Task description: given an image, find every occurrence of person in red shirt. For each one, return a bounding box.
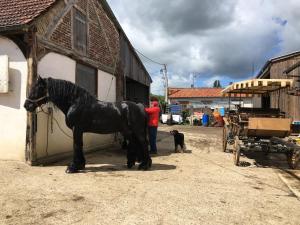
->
[145,101,160,154]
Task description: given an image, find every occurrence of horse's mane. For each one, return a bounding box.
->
[46,78,97,106]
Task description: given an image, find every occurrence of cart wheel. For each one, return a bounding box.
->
[233,136,240,166]
[222,127,227,152]
[287,149,300,169]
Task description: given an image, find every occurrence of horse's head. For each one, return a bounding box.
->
[24,76,48,112]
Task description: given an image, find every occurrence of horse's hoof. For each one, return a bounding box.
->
[127,162,135,169]
[77,163,85,170]
[65,163,85,173]
[138,163,144,170]
[65,166,78,174]
[138,162,150,170]
[149,159,152,168]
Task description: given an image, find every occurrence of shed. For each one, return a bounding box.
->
[256,51,300,121]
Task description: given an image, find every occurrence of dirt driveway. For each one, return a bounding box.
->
[0,125,300,225]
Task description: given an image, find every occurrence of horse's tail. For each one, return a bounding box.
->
[137,103,149,146]
[144,110,149,146]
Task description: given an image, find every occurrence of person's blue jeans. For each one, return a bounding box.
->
[148,126,158,152]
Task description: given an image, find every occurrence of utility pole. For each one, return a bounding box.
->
[163,64,168,103]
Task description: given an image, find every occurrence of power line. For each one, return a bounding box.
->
[134,48,165,66]
[134,48,168,102]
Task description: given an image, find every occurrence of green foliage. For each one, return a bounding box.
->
[182,109,190,120]
[150,94,165,105]
[213,80,221,88]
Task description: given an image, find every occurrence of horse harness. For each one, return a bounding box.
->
[26,92,49,107]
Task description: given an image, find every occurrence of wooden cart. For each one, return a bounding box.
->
[222,79,300,169]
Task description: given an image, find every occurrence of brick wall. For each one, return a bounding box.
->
[76,0,87,13]
[94,0,119,60]
[88,0,98,23]
[89,22,113,66]
[36,0,120,72]
[36,0,65,36]
[50,11,72,50]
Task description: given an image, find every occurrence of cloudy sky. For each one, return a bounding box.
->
[107,0,300,95]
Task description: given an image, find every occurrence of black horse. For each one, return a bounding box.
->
[24,76,152,173]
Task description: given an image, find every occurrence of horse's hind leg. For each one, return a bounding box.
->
[126,138,136,169]
[122,131,136,169]
[135,133,152,170]
[66,127,86,173]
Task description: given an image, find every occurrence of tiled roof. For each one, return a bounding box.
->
[168,88,223,98]
[0,0,57,28]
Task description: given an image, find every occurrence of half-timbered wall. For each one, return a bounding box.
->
[35,0,119,74]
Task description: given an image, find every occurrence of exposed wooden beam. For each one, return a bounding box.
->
[37,37,115,74]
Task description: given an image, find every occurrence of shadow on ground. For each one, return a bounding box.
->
[225,148,298,170]
[154,131,193,157]
[243,152,293,170]
[47,131,177,172]
[83,163,176,173]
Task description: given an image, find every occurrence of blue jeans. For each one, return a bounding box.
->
[148,126,158,152]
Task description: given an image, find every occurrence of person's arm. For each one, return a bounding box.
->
[145,107,157,114]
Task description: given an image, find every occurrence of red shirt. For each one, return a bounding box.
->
[145,106,160,127]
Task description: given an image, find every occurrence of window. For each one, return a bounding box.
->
[76,63,97,96]
[74,8,87,53]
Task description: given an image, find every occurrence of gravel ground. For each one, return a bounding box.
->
[0,125,299,225]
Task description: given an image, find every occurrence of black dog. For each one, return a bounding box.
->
[170,130,185,153]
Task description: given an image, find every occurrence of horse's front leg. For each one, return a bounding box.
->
[66,127,86,173]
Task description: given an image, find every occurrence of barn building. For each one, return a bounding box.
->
[256,51,300,122]
[0,0,151,164]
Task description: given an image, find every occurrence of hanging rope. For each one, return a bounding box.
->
[37,106,73,139]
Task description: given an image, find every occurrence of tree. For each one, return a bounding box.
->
[213,80,221,88]
[150,93,166,113]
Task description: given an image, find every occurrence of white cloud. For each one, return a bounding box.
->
[107,0,300,94]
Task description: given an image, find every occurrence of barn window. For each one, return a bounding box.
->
[73,8,87,53]
[76,63,97,96]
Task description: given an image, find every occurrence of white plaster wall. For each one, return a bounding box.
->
[38,52,76,82]
[36,52,116,160]
[97,70,116,101]
[0,36,28,160]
